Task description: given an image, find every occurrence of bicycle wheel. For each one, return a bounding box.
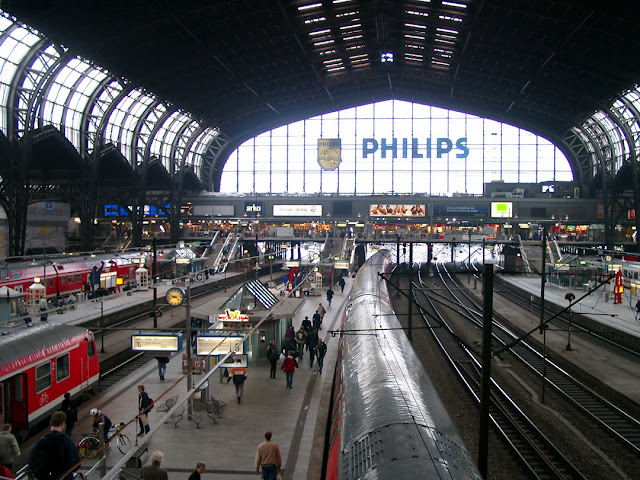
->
[78,436,100,458]
[116,433,131,455]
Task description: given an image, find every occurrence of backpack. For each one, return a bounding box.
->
[0,464,14,479]
[30,436,52,479]
[147,396,154,411]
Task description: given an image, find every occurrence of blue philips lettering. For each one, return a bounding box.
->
[362,138,378,158]
[381,138,397,158]
[437,138,453,158]
[361,137,469,159]
[456,137,469,158]
[412,138,423,158]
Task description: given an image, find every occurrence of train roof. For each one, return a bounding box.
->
[0,324,90,382]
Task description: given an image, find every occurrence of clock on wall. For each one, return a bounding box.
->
[165,287,185,307]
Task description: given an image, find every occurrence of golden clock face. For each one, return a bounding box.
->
[166,287,185,306]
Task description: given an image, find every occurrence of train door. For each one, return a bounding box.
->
[9,374,28,430]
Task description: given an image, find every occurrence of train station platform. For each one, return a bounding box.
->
[479,272,640,408]
[10,275,353,480]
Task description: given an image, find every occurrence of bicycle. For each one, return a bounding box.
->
[77,423,131,458]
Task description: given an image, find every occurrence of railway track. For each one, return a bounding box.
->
[412,260,640,466]
[411,266,587,480]
[437,265,640,454]
[494,283,640,364]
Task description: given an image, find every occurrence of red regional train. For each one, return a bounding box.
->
[0,324,99,439]
[0,252,147,300]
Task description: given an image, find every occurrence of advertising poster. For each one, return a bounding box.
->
[369,204,426,217]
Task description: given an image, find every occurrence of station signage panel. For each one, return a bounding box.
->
[215,353,248,369]
[434,205,488,216]
[490,202,513,218]
[273,205,322,217]
[244,201,264,217]
[131,332,183,352]
[369,204,425,217]
[334,261,350,269]
[195,334,245,356]
[217,309,249,323]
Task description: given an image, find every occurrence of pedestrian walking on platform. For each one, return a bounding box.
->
[338,276,345,293]
[230,367,247,403]
[312,311,322,331]
[315,338,327,374]
[307,328,318,368]
[326,287,334,306]
[141,451,168,480]
[281,351,298,389]
[155,357,169,381]
[60,393,77,437]
[255,431,282,480]
[267,340,279,379]
[295,327,307,359]
[187,462,205,480]
[29,412,78,480]
[317,303,326,322]
[0,423,20,471]
[137,385,151,436]
[301,316,312,331]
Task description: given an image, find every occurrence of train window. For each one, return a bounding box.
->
[61,277,66,286]
[68,275,74,284]
[75,274,82,282]
[13,375,23,402]
[35,363,51,393]
[88,341,95,359]
[56,353,70,382]
[48,278,54,288]
[635,272,639,280]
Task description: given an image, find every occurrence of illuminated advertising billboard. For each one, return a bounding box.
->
[491,202,513,218]
[273,205,322,217]
[369,204,425,217]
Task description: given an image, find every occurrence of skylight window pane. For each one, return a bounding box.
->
[309,29,331,36]
[298,3,322,11]
[343,34,362,41]
[442,1,467,8]
[336,11,357,18]
[314,39,335,46]
[304,17,326,24]
[437,27,458,34]
[407,10,429,17]
[405,23,427,29]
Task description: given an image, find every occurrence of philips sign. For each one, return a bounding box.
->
[362,137,469,159]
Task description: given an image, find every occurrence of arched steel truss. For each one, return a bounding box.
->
[1,13,640,251]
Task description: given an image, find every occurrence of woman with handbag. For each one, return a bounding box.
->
[230,367,247,403]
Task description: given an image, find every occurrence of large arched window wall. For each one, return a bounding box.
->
[0,12,218,177]
[221,100,573,195]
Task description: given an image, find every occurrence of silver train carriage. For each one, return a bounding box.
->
[326,249,482,480]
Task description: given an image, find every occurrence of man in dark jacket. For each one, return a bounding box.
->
[307,328,318,367]
[188,462,205,480]
[141,451,168,480]
[29,412,79,480]
[267,340,279,379]
[138,385,151,436]
[315,338,328,374]
[60,393,77,437]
